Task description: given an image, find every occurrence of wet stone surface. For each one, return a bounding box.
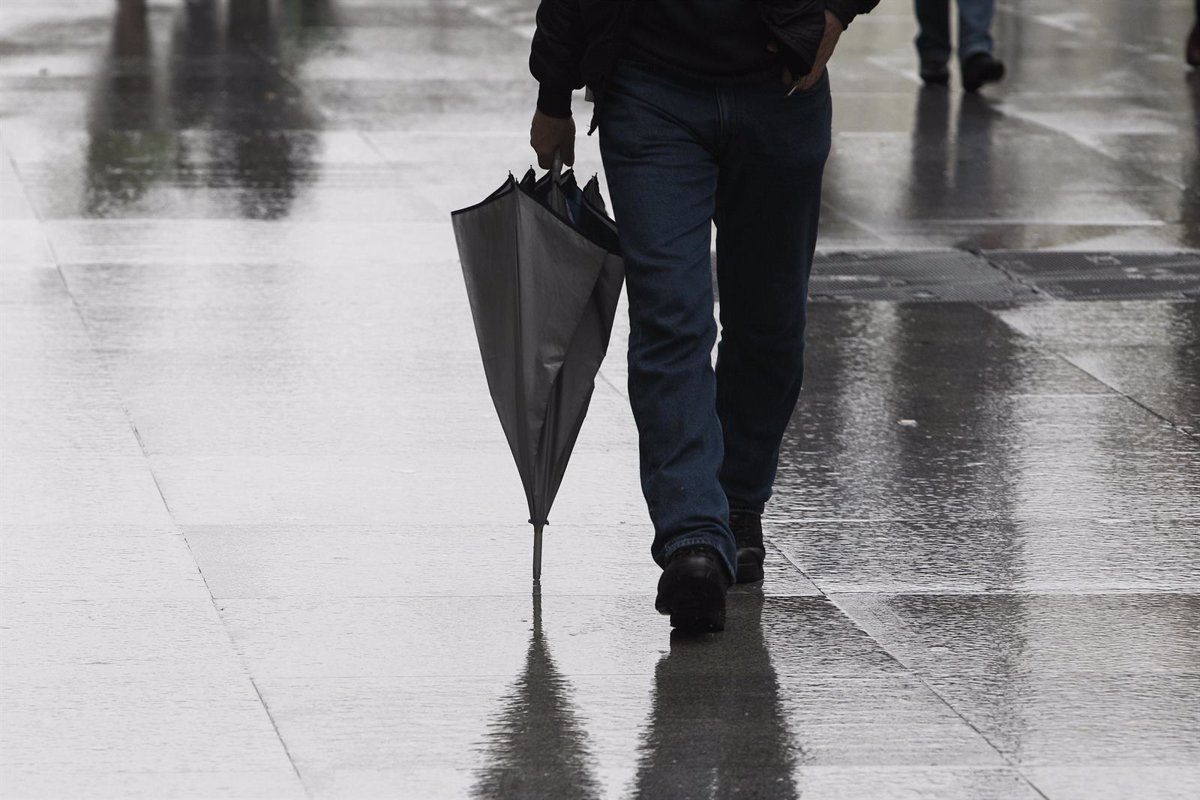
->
[2,1,1199,799]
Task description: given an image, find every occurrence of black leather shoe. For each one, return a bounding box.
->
[961,52,1005,92]
[730,511,765,584]
[919,59,950,86]
[1188,22,1200,67]
[655,546,730,632]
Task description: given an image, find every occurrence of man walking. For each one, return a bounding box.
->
[529,0,877,633]
[913,0,1006,90]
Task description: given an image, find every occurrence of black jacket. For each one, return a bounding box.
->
[530,0,880,128]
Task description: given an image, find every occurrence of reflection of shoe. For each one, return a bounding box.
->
[919,59,950,86]
[962,52,1006,92]
[730,511,765,584]
[655,546,730,632]
[1189,23,1200,67]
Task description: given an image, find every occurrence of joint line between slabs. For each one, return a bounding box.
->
[145,477,314,796]
[48,264,314,799]
[767,540,826,595]
[822,593,1054,800]
[983,304,1200,444]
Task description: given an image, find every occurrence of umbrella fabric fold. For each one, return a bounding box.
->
[452,163,624,580]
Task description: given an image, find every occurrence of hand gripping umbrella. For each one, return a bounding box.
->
[451,160,624,582]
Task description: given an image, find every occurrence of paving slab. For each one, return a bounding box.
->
[834,594,1200,768]
[0,771,307,800]
[2,1,1198,798]
[249,596,1018,798]
[996,300,1200,433]
[771,517,1200,594]
[181,524,820,600]
[1,524,208,599]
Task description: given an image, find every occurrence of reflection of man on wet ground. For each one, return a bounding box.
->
[528,0,878,632]
[631,596,798,797]
[1189,0,1200,67]
[89,0,325,220]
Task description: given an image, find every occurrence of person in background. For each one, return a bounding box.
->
[914,0,1005,91]
[528,0,878,633]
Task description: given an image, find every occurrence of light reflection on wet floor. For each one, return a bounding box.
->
[1,1,1198,798]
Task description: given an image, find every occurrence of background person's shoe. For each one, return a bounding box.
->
[919,59,950,86]
[961,52,1006,92]
[730,511,765,584]
[655,546,730,632]
[1188,23,1200,67]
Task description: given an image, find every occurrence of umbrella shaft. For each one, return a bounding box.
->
[532,523,544,582]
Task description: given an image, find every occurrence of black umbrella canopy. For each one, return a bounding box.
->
[451,165,624,580]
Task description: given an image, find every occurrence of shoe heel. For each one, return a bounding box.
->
[669,596,726,632]
[663,580,727,632]
[736,560,764,584]
[655,546,730,632]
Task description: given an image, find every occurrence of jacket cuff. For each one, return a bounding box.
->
[536,83,573,118]
[825,0,857,30]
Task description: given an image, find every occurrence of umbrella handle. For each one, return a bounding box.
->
[551,153,564,184]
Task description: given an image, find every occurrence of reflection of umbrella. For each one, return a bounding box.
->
[452,162,624,580]
[471,590,601,799]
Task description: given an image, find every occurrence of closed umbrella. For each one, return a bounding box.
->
[451,162,624,581]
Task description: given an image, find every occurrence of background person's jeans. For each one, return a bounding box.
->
[914,0,997,63]
[598,63,831,578]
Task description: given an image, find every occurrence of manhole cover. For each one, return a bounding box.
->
[806,251,1035,302]
[985,251,1200,300]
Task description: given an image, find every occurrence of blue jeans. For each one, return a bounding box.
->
[914,0,996,62]
[598,63,831,579]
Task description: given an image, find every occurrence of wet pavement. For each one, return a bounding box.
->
[2,0,1199,798]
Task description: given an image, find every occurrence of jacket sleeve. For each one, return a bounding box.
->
[529,0,586,118]
[825,0,881,30]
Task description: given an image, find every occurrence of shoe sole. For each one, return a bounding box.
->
[657,577,726,633]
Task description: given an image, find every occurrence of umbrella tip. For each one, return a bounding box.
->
[532,522,544,583]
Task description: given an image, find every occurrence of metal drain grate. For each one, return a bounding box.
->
[985,251,1200,300]
[806,250,1037,302]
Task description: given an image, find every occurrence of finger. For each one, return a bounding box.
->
[781,67,793,87]
[799,66,825,91]
[536,148,554,170]
[561,137,575,167]
[766,40,779,52]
